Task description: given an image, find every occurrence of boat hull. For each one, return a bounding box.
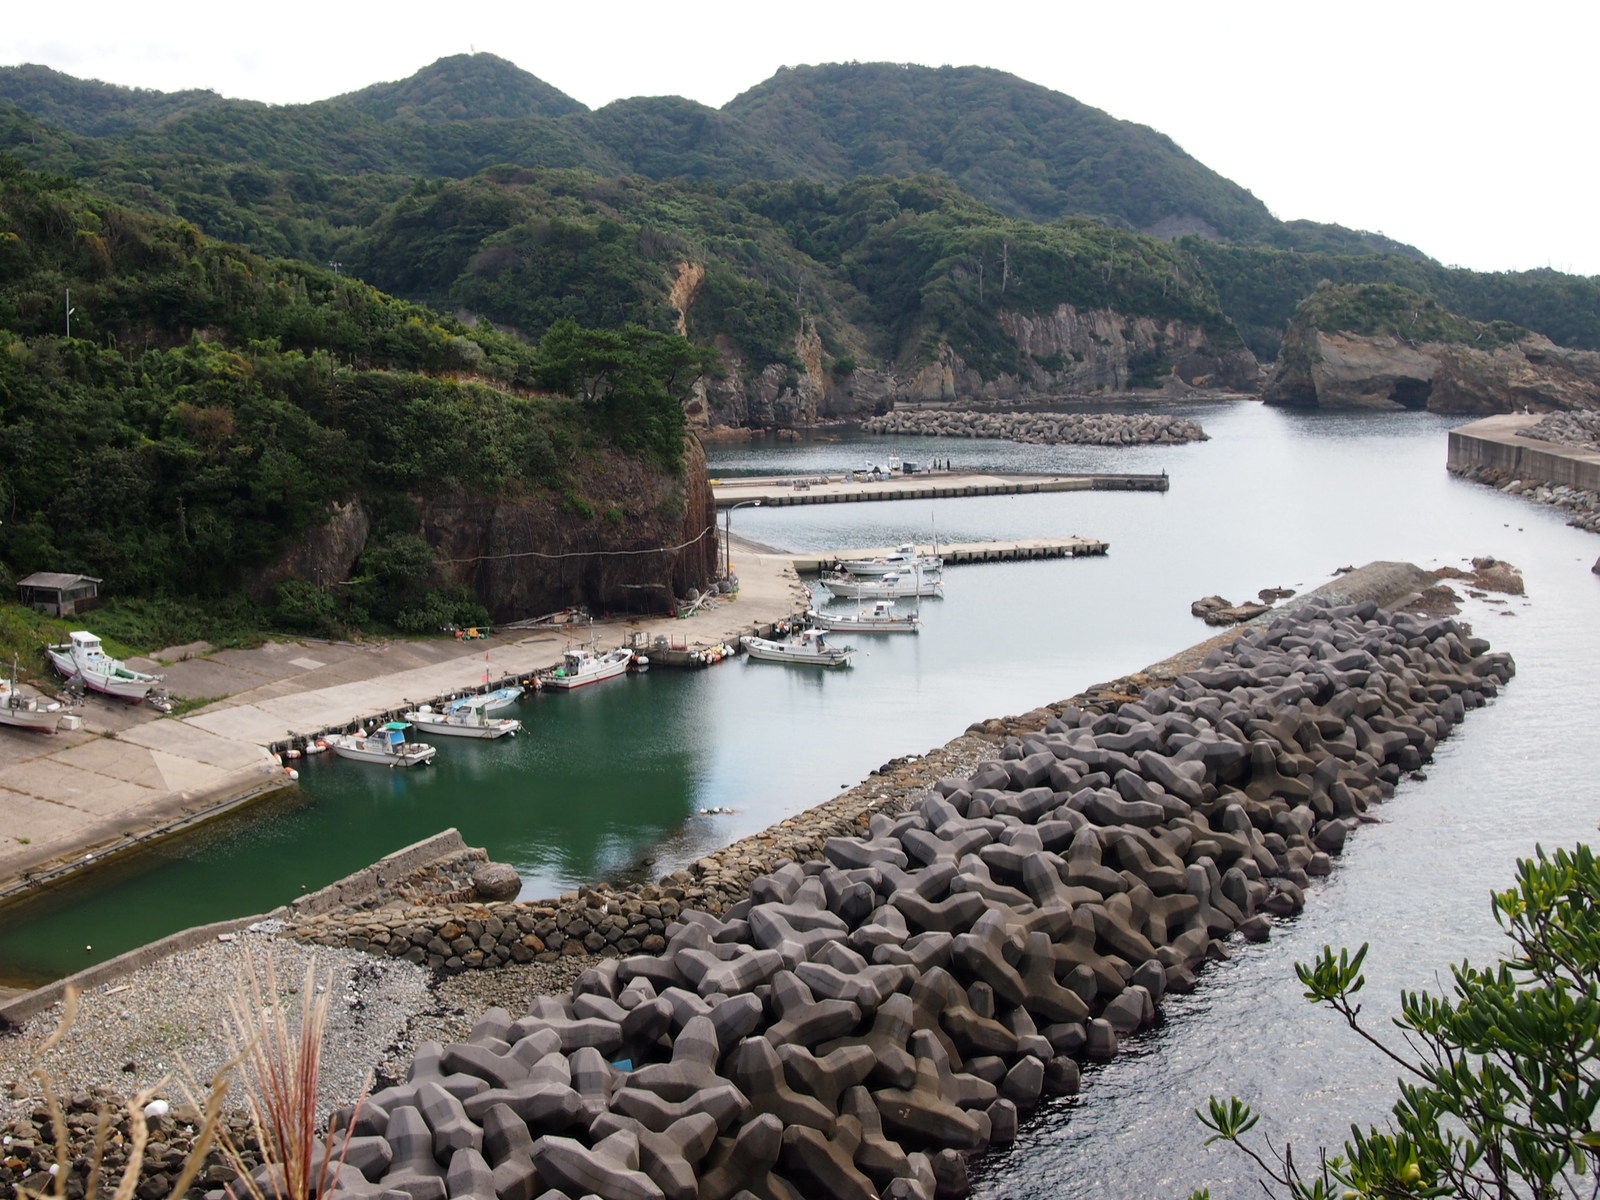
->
[0,706,62,733]
[742,636,854,667]
[811,615,920,633]
[325,736,437,767]
[544,651,633,690]
[47,646,162,700]
[815,577,943,599]
[404,713,520,739]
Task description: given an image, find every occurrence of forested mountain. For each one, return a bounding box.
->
[1,52,1596,410]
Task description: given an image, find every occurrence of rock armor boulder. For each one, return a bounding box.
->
[321,601,1512,1200]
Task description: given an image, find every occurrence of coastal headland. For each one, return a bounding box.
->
[0,559,1517,1200]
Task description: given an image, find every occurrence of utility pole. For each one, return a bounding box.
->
[65,289,74,338]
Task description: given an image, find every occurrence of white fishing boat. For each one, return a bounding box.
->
[814,568,943,600]
[0,671,64,733]
[402,703,521,739]
[809,598,921,633]
[45,630,165,700]
[834,543,944,576]
[741,628,855,667]
[325,721,437,767]
[473,685,527,712]
[544,646,634,690]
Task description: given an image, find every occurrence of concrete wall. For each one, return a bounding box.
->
[1448,416,1600,492]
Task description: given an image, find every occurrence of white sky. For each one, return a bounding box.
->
[5,0,1596,276]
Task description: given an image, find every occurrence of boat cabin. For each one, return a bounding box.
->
[17,572,102,617]
[380,721,412,746]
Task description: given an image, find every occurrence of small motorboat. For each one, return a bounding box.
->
[813,568,943,600]
[402,702,521,739]
[741,628,854,667]
[810,599,921,633]
[834,543,944,576]
[544,646,634,690]
[325,721,437,767]
[46,630,165,700]
[455,685,526,713]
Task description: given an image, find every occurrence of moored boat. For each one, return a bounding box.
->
[45,630,165,700]
[325,721,437,767]
[813,569,943,600]
[544,646,634,690]
[809,598,921,633]
[474,685,527,711]
[741,628,855,667]
[834,543,944,576]
[402,703,521,739]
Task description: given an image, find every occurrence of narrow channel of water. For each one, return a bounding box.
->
[3,400,1597,1196]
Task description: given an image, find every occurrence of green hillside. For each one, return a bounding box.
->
[0,159,707,628]
[724,63,1278,242]
[1,53,1595,385]
[328,52,588,122]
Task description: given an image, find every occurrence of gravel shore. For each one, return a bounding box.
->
[0,930,595,1129]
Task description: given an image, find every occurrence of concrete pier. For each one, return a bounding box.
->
[786,537,1109,572]
[1447,414,1600,491]
[712,470,1168,508]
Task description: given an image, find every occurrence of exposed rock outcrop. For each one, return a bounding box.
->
[420,438,718,620]
[700,303,1258,430]
[1264,325,1600,414]
[250,442,718,622]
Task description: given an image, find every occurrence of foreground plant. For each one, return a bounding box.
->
[205,949,366,1200]
[1190,844,1600,1200]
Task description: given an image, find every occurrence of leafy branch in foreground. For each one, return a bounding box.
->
[1189,844,1600,1200]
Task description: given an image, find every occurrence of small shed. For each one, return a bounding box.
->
[17,572,102,617]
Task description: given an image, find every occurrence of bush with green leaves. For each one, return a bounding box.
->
[1190,844,1600,1200]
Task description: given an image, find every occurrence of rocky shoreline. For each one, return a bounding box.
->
[859,410,1207,446]
[1448,461,1600,534]
[1,565,1515,1200]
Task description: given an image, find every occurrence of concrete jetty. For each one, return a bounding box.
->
[1447,413,1600,492]
[713,470,1168,509]
[787,538,1108,573]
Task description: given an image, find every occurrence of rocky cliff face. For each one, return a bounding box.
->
[700,302,1257,429]
[1264,325,1600,413]
[915,304,1258,402]
[249,442,719,622]
[703,317,894,429]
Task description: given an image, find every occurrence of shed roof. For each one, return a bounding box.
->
[17,572,103,589]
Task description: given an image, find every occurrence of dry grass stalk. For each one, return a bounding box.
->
[210,948,365,1200]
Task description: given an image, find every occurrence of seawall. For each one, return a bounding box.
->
[1447,413,1600,491]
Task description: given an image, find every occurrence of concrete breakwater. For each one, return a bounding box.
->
[283,596,1512,1200]
[860,409,1207,445]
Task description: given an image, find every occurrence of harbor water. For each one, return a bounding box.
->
[2,399,1598,1196]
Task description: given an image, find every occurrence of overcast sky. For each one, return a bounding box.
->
[5,0,1596,276]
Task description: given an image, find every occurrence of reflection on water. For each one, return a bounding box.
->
[3,403,1599,1195]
